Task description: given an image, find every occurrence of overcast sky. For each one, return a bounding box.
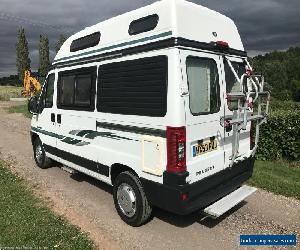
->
[0,0,299,77]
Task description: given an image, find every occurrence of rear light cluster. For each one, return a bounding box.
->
[166,126,186,173]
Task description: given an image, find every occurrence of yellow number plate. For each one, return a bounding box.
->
[192,140,218,157]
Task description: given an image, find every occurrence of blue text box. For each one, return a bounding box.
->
[240,235,297,246]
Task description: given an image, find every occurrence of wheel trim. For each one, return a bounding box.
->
[117,183,137,218]
[35,144,43,164]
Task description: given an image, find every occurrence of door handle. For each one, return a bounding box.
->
[57,114,61,124]
[51,113,55,122]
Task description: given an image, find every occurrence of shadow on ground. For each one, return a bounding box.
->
[62,166,247,228]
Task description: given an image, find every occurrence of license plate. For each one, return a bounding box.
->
[192,140,218,157]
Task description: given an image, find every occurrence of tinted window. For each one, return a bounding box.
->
[75,75,92,106]
[97,56,167,117]
[60,75,75,105]
[129,14,159,35]
[224,60,246,110]
[58,67,96,111]
[70,32,101,52]
[186,57,220,115]
[44,74,55,108]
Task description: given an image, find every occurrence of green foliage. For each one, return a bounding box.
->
[8,103,32,118]
[0,86,23,100]
[256,102,300,161]
[0,75,20,86]
[248,160,300,200]
[290,79,300,101]
[251,47,300,102]
[55,35,66,53]
[0,161,95,250]
[269,100,300,110]
[39,34,50,77]
[16,27,31,82]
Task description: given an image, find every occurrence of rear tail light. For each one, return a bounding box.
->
[166,126,186,173]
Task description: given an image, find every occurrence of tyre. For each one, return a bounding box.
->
[113,171,152,226]
[33,137,53,169]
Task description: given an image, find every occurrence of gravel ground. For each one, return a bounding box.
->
[0,101,299,250]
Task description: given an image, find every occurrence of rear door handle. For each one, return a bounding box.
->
[51,113,55,123]
[57,114,61,124]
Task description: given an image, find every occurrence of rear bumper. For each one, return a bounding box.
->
[140,157,255,215]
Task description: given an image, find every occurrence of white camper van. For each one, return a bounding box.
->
[28,0,270,226]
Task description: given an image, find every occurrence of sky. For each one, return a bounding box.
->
[0,0,299,77]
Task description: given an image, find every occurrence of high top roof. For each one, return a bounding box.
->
[54,0,244,65]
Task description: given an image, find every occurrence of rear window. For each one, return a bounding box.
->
[224,60,246,110]
[97,56,167,117]
[186,57,220,115]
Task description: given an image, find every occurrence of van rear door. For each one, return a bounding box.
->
[180,50,225,183]
[222,56,251,169]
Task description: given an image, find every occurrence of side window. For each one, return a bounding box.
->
[43,73,55,108]
[97,56,167,117]
[186,57,220,115]
[75,74,92,106]
[128,14,159,35]
[70,32,101,52]
[60,75,75,105]
[57,67,96,111]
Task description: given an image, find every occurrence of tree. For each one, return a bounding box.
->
[16,27,31,82]
[55,35,66,53]
[251,47,300,102]
[39,34,50,77]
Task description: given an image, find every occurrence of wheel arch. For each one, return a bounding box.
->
[30,132,39,145]
[110,163,139,185]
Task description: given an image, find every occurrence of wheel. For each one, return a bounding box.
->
[33,137,52,169]
[113,171,152,226]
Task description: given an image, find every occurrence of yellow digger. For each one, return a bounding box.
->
[21,70,42,97]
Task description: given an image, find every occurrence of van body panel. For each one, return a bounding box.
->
[55,0,244,65]
[29,0,264,220]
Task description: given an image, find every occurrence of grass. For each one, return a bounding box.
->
[0,160,96,250]
[249,160,300,200]
[8,103,32,118]
[0,86,23,101]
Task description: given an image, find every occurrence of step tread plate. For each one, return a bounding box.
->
[204,185,257,218]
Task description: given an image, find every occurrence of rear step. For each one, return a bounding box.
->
[203,185,257,218]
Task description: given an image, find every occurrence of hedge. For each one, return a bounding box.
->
[256,106,300,161]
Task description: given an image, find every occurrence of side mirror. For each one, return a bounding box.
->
[28,96,39,115]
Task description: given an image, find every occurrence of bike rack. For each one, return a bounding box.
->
[222,58,270,167]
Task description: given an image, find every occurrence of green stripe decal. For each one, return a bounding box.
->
[31,127,64,140]
[53,31,172,64]
[31,127,133,147]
